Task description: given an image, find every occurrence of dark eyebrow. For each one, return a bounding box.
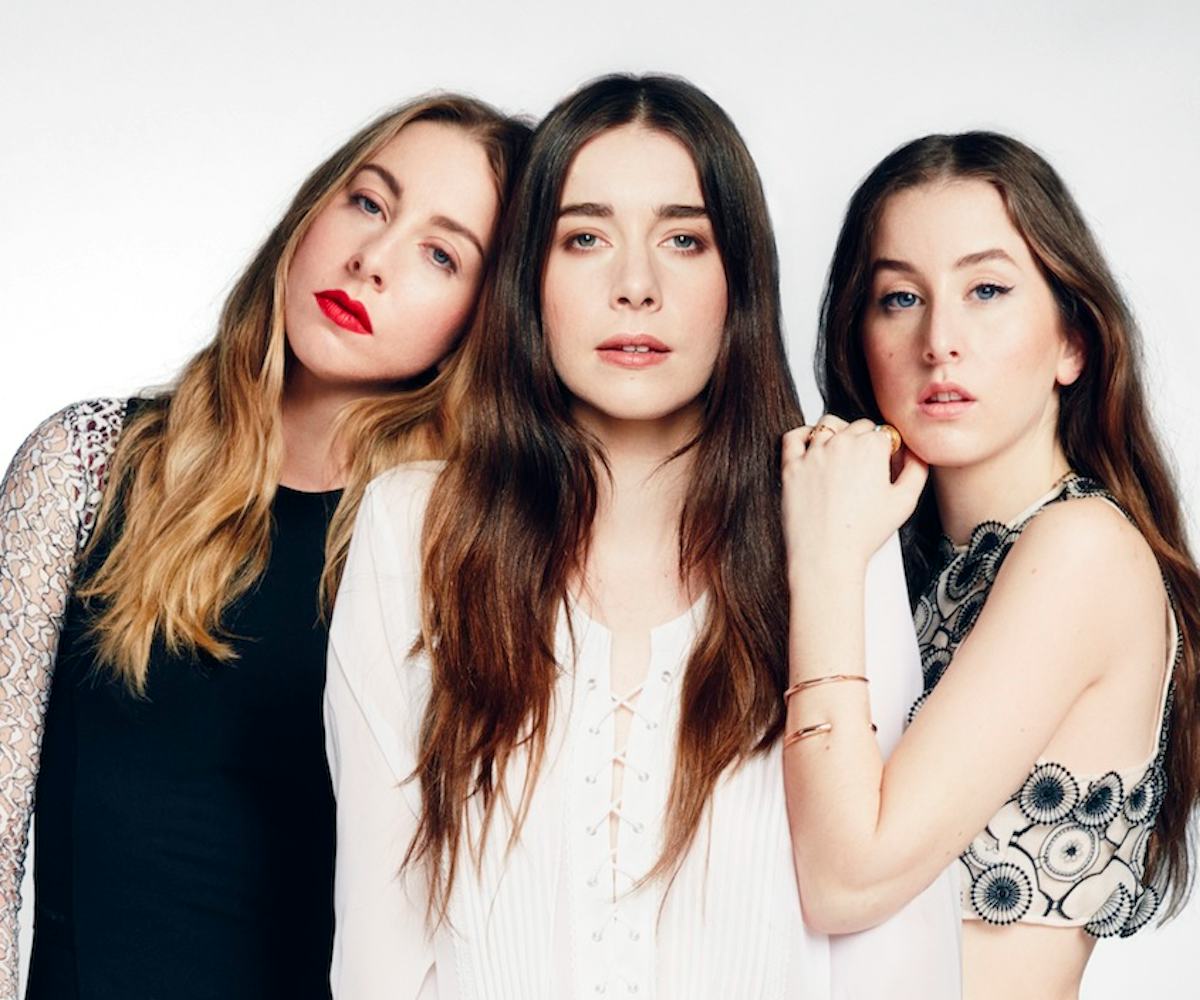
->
[955,248,1017,268]
[558,202,612,218]
[557,202,708,221]
[657,204,707,220]
[871,248,1018,278]
[358,163,400,198]
[871,258,917,277]
[430,214,485,259]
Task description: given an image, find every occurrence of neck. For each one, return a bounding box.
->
[933,430,1072,545]
[579,402,700,596]
[279,366,387,492]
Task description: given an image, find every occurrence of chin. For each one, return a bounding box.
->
[897,426,989,470]
[572,388,703,430]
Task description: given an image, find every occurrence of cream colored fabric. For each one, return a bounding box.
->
[326,463,961,1000]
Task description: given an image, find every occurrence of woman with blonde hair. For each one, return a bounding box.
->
[782,132,1199,999]
[0,94,528,999]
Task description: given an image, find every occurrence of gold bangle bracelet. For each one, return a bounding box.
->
[783,720,878,748]
[783,674,869,702]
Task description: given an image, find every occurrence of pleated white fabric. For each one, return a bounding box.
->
[325,464,961,1000]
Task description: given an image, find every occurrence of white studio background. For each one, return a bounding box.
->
[2,1,1197,996]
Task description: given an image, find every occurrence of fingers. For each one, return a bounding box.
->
[814,414,850,433]
[783,425,813,462]
[783,414,896,463]
[845,418,878,437]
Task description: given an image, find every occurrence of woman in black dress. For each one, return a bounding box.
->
[0,94,529,999]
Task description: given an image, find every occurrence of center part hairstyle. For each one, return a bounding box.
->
[413,73,803,916]
[816,131,1200,916]
[82,94,530,691]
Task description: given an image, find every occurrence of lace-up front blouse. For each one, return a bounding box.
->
[910,474,1177,937]
[325,464,963,1000]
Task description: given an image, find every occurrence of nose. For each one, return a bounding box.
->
[346,237,388,292]
[921,300,961,364]
[610,244,660,312]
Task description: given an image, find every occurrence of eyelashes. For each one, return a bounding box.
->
[427,245,458,274]
[878,283,1014,310]
[880,290,920,310]
[970,283,1012,302]
[560,231,709,254]
[351,193,383,216]
[347,192,460,275]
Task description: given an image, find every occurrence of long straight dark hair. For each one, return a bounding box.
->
[817,131,1200,916]
[410,74,803,917]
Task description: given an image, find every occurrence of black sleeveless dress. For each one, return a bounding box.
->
[27,415,339,999]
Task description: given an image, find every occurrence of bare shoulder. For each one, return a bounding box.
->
[997,495,1164,627]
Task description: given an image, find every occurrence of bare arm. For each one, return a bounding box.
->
[780,419,1157,933]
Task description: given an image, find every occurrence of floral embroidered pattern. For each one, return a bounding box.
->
[971,862,1033,925]
[910,474,1175,938]
[0,399,126,994]
[1018,763,1079,825]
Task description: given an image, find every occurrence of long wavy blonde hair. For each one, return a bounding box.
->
[81,95,530,692]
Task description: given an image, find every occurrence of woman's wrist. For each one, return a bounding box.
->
[787,547,869,594]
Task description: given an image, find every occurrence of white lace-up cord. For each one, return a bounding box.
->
[586,684,655,733]
[585,681,653,994]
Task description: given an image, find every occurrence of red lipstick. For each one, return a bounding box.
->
[315,289,373,335]
[918,381,975,419]
[596,334,671,369]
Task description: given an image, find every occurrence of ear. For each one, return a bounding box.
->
[1056,326,1085,387]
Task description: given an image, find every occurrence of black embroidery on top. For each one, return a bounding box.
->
[909,474,1173,937]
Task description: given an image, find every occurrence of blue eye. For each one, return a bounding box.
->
[972,283,1011,301]
[352,193,383,216]
[671,234,699,251]
[428,246,456,272]
[882,291,920,310]
[570,233,599,250]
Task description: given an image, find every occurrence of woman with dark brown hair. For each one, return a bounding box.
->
[781,132,1199,999]
[326,75,960,1000]
[0,95,528,999]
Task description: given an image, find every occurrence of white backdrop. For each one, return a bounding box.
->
[2,1,1197,996]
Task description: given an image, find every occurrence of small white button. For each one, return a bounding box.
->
[661,671,672,683]
[645,720,658,730]
[592,929,603,941]
[595,984,607,994]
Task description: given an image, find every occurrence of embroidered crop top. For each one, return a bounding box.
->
[908,474,1178,938]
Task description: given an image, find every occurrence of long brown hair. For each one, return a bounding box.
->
[410,74,803,917]
[817,131,1200,916]
[82,95,530,691]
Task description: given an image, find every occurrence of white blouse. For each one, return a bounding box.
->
[325,464,961,1000]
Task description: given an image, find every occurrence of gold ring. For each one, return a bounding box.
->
[876,423,902,455]
[808,423,837,441]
